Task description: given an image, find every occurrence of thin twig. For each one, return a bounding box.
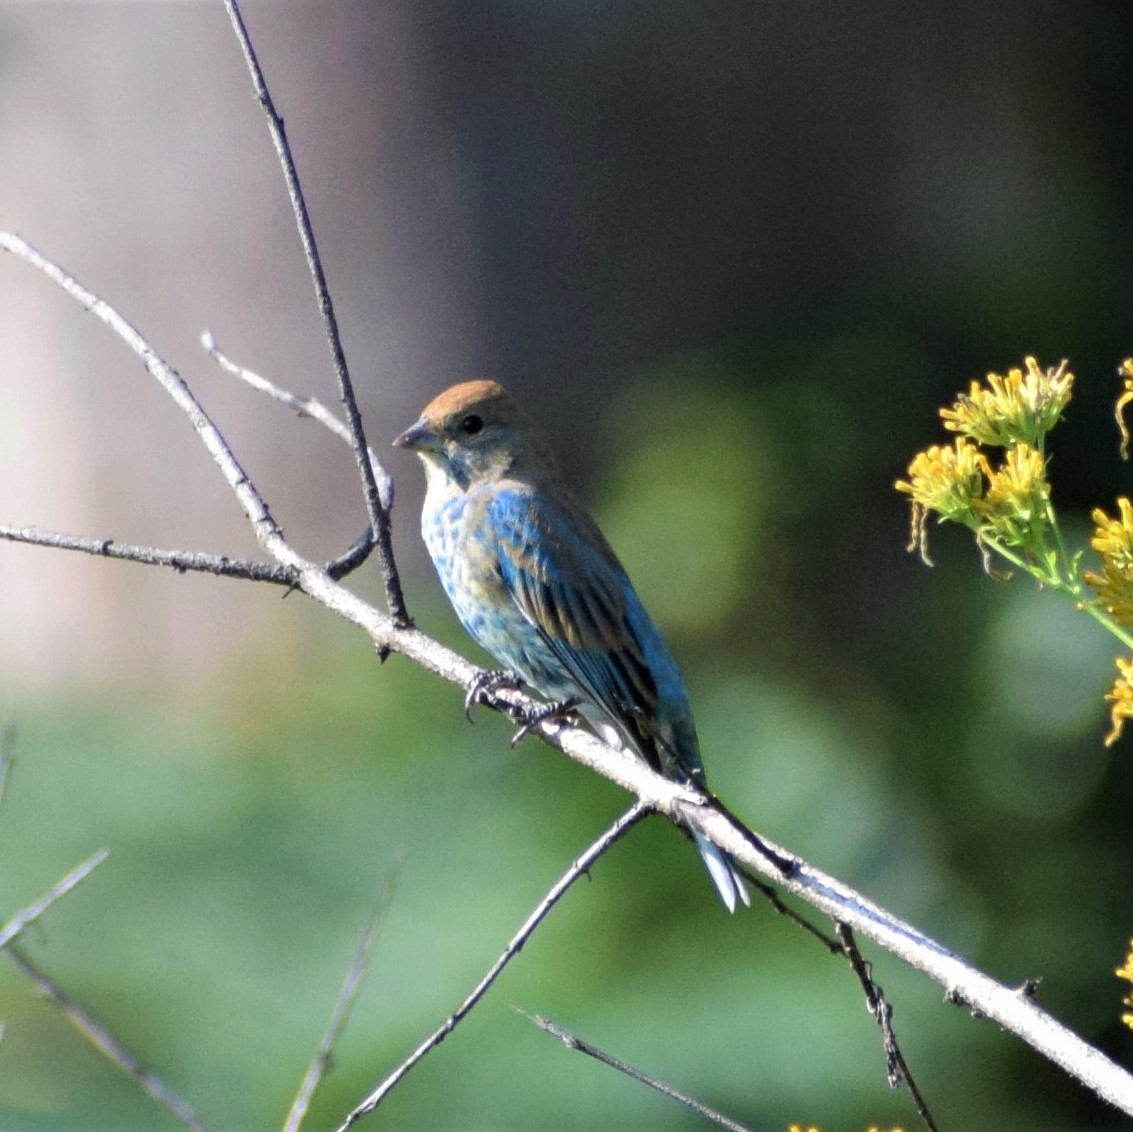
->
[6,944,211,1132]
[0,232,283,557]
[0,850,109,951]
[738,866,842,954]
[5,229,1133,1116]
[0,524,296,585]
[221,0,408,626]
[337,803,652,1129]
[201,330,392,513]
[0,523,370,587]
[326,525,376,583]
[0,723,15,811]
[283,868,399,1132]
[515,1009,752,1132]
[201,329,380,585]
[836,923,939,1132]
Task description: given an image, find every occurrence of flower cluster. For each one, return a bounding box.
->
[1084,499,1133,630]
[1115,358,1133,459]
[896,358,1068,567]
[1116,938,1133,1030]
[1102,658,1133,748]
[940,356,1073,448]
[1086,495,1133,743]
[1083,417,1133,743]
[898,356,1133,746]
[902,358,1133,1033]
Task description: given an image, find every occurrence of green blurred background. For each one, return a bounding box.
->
[3,2,1133,1130]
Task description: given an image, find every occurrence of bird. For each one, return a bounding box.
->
[394,379,751,911]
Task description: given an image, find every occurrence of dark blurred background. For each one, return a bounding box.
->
[2,2,1133,1129]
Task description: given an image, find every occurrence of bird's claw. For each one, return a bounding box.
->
[510,696,581,746]
[464,669,524,721]
[672,784,707,807]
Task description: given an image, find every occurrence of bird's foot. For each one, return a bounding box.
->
[510,696,581,747]
[464,668,524,722]
[672,783,709,807]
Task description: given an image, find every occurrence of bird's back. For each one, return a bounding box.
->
[436,470,708,788]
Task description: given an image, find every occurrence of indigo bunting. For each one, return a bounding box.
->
[394,380,750,911]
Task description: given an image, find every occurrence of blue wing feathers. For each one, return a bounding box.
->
[486,483,702,782]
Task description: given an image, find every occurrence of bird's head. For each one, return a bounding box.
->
[394,380,555,490]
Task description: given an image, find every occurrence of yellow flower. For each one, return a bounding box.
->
[895,438,987,563]
[1116,937,1133,1028]
[941,357,1073,448]
[1115,358,1133,460]
[895,438,986,518]
[978,443,1049,549]
[1084,500,1133,629]
[1090,497,1133,570]
[1084,562,1133,631]
[1103,657,1133,746]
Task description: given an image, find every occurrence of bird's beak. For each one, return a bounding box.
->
[393,419,439,451]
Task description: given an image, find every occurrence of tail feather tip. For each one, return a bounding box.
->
[692,831,749,913]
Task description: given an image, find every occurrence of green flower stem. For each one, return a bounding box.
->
[979,531,1133,653]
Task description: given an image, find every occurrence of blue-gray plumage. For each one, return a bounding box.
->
[394,379,750,911]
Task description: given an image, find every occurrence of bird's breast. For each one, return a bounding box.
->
[420,487,574,699]
[422,491,507,628]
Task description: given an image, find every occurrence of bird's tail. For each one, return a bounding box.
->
[692,831,751,913]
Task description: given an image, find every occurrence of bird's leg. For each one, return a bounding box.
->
[464,668,525,722]
[510,696,582,747]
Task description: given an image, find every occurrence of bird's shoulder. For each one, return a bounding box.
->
[481,474,624,581]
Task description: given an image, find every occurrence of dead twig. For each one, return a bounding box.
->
[0,850,109,952]
[836,923,939,1132]
[336,803,652,1129]
[201,330,392,514]
[0,524,296,585]
[221,0,407,626]
[283,867,399,1132]
[6,945,211,1132]
[516,1008,753,1132]
[738,865,842,954]
[4,228,1133,1116]
[0,723,14,811]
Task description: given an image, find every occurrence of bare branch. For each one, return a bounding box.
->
[0,850,109,951]
[738,866,842,954]
[283,868,399,1132]
[325,525,376,582]
[0,232,282,557]
[337,803,652,1129]
[0,730,204,1129]
[0,723,14,812]
[200,330,381,584]
[836,923,939,1132]
[515,1009,752,1132]
[0,524,296,585]
[201,330,392,513]
[4,228,1133,1116]
[0,522,371,587]
[220,0,408,626]
[6,945,211,1132]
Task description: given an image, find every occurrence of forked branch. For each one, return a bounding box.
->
[2,228,1132,1117]
[337,803,651,1129]
[221,0,407,626]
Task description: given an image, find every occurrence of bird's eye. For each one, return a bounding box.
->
[460,413,484,435]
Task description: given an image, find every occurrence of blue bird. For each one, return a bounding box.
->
[394,380,750,911]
